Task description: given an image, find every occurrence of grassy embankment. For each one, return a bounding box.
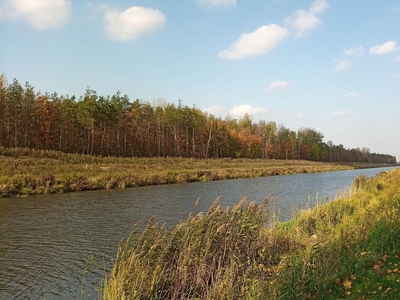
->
[0,146,376,198]
[103,168,400,299]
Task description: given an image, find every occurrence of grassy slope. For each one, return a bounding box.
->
[103,168,400,299]
[0,147,361,198]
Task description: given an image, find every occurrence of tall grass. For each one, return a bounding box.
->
[0,147,355,197]
[103,168,400,299]
[103,198,286,299]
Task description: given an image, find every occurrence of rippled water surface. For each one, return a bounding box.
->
[0,166,397,299]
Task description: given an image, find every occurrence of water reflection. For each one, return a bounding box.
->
[0,166,397,299]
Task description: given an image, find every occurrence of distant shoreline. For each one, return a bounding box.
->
[0,147,398,198]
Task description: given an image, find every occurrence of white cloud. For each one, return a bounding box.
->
[369,41,397,55]
[266,80,289,92]
[344,92,360,98]
[204,105,224,116]
[96,5,166,41]
[344,46,365,57]
[285,10,320,36]
[297,113,304,118]
[218,24,288,60]
[334,59,353,71]
[198,0,236,8]
[218,0,330,59]
[0,0,71,30]
[285,0,329,36]
[333,110,351,116]
[229,105,266,118]
[309,0,330,15]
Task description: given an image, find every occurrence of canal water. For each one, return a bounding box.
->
[0,166,397,299]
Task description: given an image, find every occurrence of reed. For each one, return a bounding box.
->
[0,147,361,198]
[102,168,400,299]
[103,198,278,299]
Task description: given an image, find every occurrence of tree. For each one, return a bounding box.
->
[0,74,8,147]
[22,82,36,147]
[298,128,324,160]
[256,121,277,159]
[326,140,333,162]
[57,95,80,153]
[276,124,291,159]
[288,130,298,160]
[30,94,58,149]
[6,78,24,147]
[77,88,99,155]
[111,92,132,156]
[238,113,253,132]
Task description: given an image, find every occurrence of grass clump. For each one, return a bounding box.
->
[103,198,279,299]
[103,168,400,299]
[270,168,400,299]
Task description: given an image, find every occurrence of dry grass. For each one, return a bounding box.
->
[102,168,400,299]
[0,147,354,197]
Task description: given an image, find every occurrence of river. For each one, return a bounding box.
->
[0,166,397,299]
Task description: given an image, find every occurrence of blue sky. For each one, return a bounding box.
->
[1,0,400,160]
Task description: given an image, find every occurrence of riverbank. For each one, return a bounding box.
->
[103,167,400,299]
[0,147,397,198]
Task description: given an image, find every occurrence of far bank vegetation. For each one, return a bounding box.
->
[0,147,354,197]
[0,75,396,163]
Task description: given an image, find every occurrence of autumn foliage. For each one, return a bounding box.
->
[0,75,396,163]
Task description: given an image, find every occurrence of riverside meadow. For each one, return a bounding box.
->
[0,147,395,198]
[1,147,399,299]
[103,167,400,299]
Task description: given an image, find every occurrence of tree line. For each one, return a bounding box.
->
[0,75,396,164]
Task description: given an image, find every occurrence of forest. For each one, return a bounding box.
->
[0,74,396,164]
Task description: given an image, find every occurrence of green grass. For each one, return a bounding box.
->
[0,146,361,198]
[102,168,400,299]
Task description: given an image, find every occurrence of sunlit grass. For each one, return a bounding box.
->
[102,168,400,299]
[0,146,357,197]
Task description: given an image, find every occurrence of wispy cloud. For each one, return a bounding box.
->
[285,0,329,36]
[344,46,365,57]
[297,113,304,118]
[309,0,330,15]
[344,92,360,98]
[333,110,351,116]
[218,24,288,60]
[198,0,236,8]
[334,59,353,72]
[0,0,72,30]
[229,105,266,118]
[370,41,397,55]
[266,80,289,92]
[334,46,364,72]
[94,5,166,42]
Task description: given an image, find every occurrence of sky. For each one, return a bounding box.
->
[1,0,400,161]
